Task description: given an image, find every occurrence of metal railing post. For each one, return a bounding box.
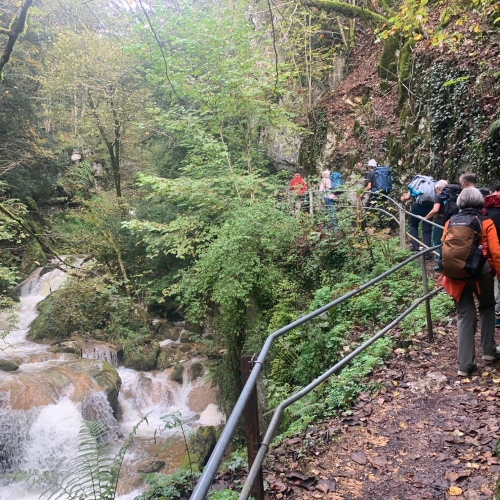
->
[309,190,314,215]
[240,355,264,500]
[399,206,406,249]
[419,247,434,342]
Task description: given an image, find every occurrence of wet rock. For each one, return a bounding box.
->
[187,384,217,412]
[180,425,216,473]
[137,459,165,474]
[123,341,160,371]
[155,321,181,342]
[156,345,185,370]
[48,340,82,356]
[190,362,204,381]
[0,360,19,372]
[171,364,184,384]
[184,321,202,335]
[0,359,121,413]
[179,345,192,353]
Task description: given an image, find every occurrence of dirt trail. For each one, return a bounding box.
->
[261,321,500,500]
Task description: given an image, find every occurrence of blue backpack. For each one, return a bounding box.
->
[372,166,392,194]
[330,171,343,189]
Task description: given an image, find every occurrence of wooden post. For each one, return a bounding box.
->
[241,355,265,500]
[399,206,406,249]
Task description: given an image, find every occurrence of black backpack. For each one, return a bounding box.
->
[440,184,461,222]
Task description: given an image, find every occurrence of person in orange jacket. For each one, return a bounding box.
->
[441,187,500,377]
[289,173,308,214]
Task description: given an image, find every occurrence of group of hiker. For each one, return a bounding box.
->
[288,167,500,378]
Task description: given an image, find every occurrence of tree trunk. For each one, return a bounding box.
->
[0,0,34,77]
[306,0,387,23]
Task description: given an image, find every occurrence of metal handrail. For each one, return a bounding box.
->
[190,245,442,500]
[240,283,443,500]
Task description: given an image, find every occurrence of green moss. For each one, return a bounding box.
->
[171,364,184,384]
[20,238,47,275]
[377,35,399,81]
[179,425,216,472]
[123,340,160,371]
[0,359,19,371]
[190,362,204,381]
[398,38,415,106]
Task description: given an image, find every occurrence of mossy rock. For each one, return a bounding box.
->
[171,364,184,384]
[184,321,202,335]
[156,351,175,371]
[48,340,82,355]
[0,359,19,372]
[123,341,160,371]
[190,362,204,381]
[20,238,47,276]
[179,425,216,473]
[179,344,192,353]
[377,35,399,81]
[398,37,416,106]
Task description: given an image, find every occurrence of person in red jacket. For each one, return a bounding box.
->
[441,187,500,377]
[289,173,308,214]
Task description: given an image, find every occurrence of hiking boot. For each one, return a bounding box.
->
[457,364,478,377]
[434,265,441,271]
[496,314,500,328]
[483,347,500,362]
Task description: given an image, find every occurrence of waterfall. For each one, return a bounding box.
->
[0,260,223,499]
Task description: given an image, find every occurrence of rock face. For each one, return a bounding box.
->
[0,359,121,414]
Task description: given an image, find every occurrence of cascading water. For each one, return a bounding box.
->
[0,260,223,500]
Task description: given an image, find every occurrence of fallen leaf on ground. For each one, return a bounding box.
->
[350,450,367,465]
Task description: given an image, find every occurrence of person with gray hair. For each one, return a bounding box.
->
[441,187,500,376]
[424,179,448,270]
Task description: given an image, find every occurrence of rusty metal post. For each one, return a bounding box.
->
[241,355,265,500]
[419,248,434,342]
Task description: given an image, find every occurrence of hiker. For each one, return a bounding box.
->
[401,175,435,256]
[424,179,448,270]
[484,183,500,327]
[441,187,500,376]
[364,159,377,192]
[289,173,307,214]
[459,173,477,189]
[319,170,338,228]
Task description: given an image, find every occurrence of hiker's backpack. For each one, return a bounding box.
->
[372,166,392,194]
[439,184,461,222]
[441,211,485,279]
[330,172,343,190]
[408,175,435,205]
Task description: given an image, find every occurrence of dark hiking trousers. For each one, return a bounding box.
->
[410,202,432,250]
[456,262,497,372]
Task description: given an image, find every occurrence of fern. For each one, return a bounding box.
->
[35,417,147,500]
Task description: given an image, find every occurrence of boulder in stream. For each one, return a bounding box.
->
[0,358,121,414]
[179,425,216,473]
[0,360,19,372]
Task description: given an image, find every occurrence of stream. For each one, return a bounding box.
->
[0,261,224,499]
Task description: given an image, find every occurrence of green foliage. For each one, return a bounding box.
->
[266,234,441,436]
[28,273,150,343]
[137,469,200,500]
[57,161,95,200]
[208,490,240,499]
[168,200,301,414]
